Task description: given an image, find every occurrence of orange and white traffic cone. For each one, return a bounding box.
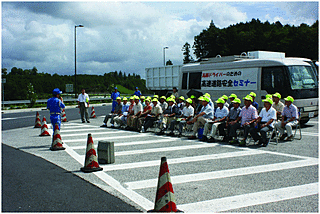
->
[81,134,103,173]
[148,157,183,212]
[39,116,50,136]
[50,123,65,151]
[90,106,97,118]
[34,112,41,128]
[61,109,67,122]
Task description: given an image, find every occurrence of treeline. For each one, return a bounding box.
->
[183,19,318,63]
[2,67,148,100]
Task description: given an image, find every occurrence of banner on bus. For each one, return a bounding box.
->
[201,68,258,90]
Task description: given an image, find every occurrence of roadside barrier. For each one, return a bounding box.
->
[148,157,183,212]
[81,134,103,173]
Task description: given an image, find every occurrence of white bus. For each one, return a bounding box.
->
[146,51,318,124]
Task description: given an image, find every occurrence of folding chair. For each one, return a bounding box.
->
[293,112,302,140]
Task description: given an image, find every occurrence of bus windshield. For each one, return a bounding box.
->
[287,65,318,90]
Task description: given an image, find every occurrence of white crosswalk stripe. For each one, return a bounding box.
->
[61,122,318,212]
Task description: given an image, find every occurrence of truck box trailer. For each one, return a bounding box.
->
[145,51,318,124]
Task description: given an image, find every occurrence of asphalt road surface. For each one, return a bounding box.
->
[2,104,319,212]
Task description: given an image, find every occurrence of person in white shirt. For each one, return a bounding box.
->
[77,88,90,123]
[167,98,194,137]
[202,98,229,142]
[126,96,143,131]
[249,98,277,147]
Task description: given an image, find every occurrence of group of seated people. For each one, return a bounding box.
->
[101,91,299,147]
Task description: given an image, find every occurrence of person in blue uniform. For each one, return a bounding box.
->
[111,87,120,113]
[47,88,65,131]
[133,87,142,97]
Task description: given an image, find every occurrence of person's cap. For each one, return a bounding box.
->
[129,96,134,100]
[222,95,228,100]
[53,88,62,95]
[140,96,145,99]
[243,95,253,102]
[160,96,166,99]
[215,98,225,104]
[249,92,256,97]
[116,97,121,100]
[203,97,210,102]
[232,98,241,104]
[147,96,152,100]
[153,95,159,98]
[114,87,118,90]
[198,96,204,101]
[262,98,273,105]
[204,93,211,98]
[152,98,158,102]
[145,98,151,102]
[168,98,175,102]
[186,98,192,104]
[190,95,196,99]
[284,96,294,102]
[135,87,138,89]
[273,92,281,99]
[229,93,237,99]
[266,94,272,99]
[134,96,140,100]
[170,95,175,98]
[123,97,127,101]
[179,96,185,100]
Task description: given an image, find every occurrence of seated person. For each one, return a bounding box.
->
[177,96,185,111]
[219,98,242,142]
[142,98,163,132]
[221,95,229,109]
[157,98,178,135]
[126,96,143,131]
[249,92,259,110]
[159,96,168,111]
[202,98,229,142]
[274,96,299,141]
[228,93,237,110]
[272,92,284,121]
[113,97,130,127]
[101,97,122,128]
[187,97,214,140]
[228,95,258,146]
[249,98,277,147]
[137,98,152,132]
[167,98,194,137]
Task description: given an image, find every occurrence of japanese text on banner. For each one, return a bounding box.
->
[201,68,258,90]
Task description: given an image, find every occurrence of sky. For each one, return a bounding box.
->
[1,1,319,79]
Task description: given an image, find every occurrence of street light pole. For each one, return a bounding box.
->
[163,47,168,66]
[75,24,84,98]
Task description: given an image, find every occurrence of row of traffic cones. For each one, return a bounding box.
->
[35,110,181,212]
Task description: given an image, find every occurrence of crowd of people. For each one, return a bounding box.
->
[101,87,299,147]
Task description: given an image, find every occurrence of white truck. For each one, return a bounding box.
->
[145,50,318,124]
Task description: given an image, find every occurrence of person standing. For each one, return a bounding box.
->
[133,87,142,97]
[172,87,179,100]
[111,87,120,113]
[77,88,90,123]
[47,88,65,131]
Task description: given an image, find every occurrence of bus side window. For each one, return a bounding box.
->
[261,67,288,96]
[189,72,202,89]
[182,73,188,90]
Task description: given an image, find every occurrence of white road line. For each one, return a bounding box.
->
[60,130,130,137]
[70,138,181,150]
[301,131,318,137]
[179,182,318,212]
[2,115,35,120]
[116,144,218,156]
[125,158,318,190]
[102,150,266,171]
[306,120,318,124]
[60,128,114,133]
[63,144,153,211]
[63,133,148,143]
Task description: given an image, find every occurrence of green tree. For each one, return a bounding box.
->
[182,42,193,64]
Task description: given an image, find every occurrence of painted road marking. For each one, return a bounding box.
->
[102,149,266,171]
[70,138,181,150]
[1,115,35,120]
[179,182,318,212]
[63,133,148,143]
[125,158,318,190]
